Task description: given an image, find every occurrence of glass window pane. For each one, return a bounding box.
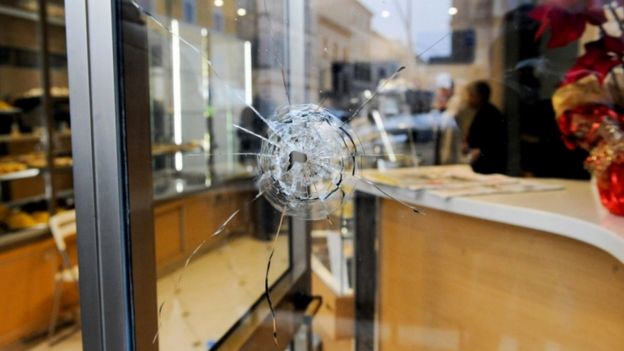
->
[6,0,624,350]
[144,1,296,348]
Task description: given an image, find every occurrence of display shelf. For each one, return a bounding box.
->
[5,158,74,170]
[0,133,42,143]
[0,108,21,115]
[6,189,73,208]
[0,5,64,27]
[44,165,73,172]
[55,130,71,138]
[0,169,40,182]
[13,94,69,113]
[0,224,49,248]
[0,1,70,254]
[0,130,69,144]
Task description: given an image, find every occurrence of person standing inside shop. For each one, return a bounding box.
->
[465,81,508,174]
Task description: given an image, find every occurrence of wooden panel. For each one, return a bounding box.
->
[312,272,354,340]
[0,187,258,346]
[0,238,57,347]
[53,172,74,192]
[209,191,247,232]
[10,176,45,200]
[154,207,183,266]
[183,196,218,251]
[182,191,250,251]
[378,199,624,351]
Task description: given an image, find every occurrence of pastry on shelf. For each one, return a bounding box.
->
[180,140,202,152]
[9,153,73,169]
[152,141,203,155]
[32,211,50,225]
[152,143,178,155]
[54,156,73,167]
[20,87,70,99]
[0,100,21,114]
[7,211,37,230]
[0,161,28,174]
[18,153,47,168]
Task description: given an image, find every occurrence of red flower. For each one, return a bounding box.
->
[562,35,624,85]
[557,104,620,150]
[531,0,607,48]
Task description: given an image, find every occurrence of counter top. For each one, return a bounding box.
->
[358,166,624,264]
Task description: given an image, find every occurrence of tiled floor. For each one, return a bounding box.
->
[26,234,289,351]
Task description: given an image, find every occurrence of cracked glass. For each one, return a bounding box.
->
[4,0,624,350]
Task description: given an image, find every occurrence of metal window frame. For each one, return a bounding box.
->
[66,1,158,350]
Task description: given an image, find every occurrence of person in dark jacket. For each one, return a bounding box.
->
[466,81,508,174]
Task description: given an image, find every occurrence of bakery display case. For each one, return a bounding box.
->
[0,1,78,348]
[0,0,73,244]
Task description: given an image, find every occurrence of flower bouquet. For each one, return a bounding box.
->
[532,0,624,215]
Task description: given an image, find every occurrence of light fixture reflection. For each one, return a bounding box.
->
[237,8,247,16]
[214,0,223,7]
[171,19,183,171]
[244,41,252,105]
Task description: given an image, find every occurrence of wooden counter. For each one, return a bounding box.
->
[153,186,253,273]
[354,167,624,351]
[0,235,77,346]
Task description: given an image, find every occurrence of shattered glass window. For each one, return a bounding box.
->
[5,0,624,350]
[138,1,425,346]
[129,0,624,350]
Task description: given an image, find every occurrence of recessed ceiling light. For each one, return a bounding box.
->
[381,10,390,18]
[237,8,247,16]
[448,7,458,16]
[214,0,223,7]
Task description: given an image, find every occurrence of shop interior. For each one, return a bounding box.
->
[1,0,624,350]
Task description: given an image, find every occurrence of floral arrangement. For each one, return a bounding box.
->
[532,0,624,215]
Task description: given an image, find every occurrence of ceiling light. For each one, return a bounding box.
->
[448,7,458,16]
[214,0,223,7]
[237,8,247,16]
[381,10,390,18]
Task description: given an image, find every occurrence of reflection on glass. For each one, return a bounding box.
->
[2,0,621,349]
[144,1,294,348]
[142,0,623,349]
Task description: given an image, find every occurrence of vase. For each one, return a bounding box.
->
[596,160,624,216]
